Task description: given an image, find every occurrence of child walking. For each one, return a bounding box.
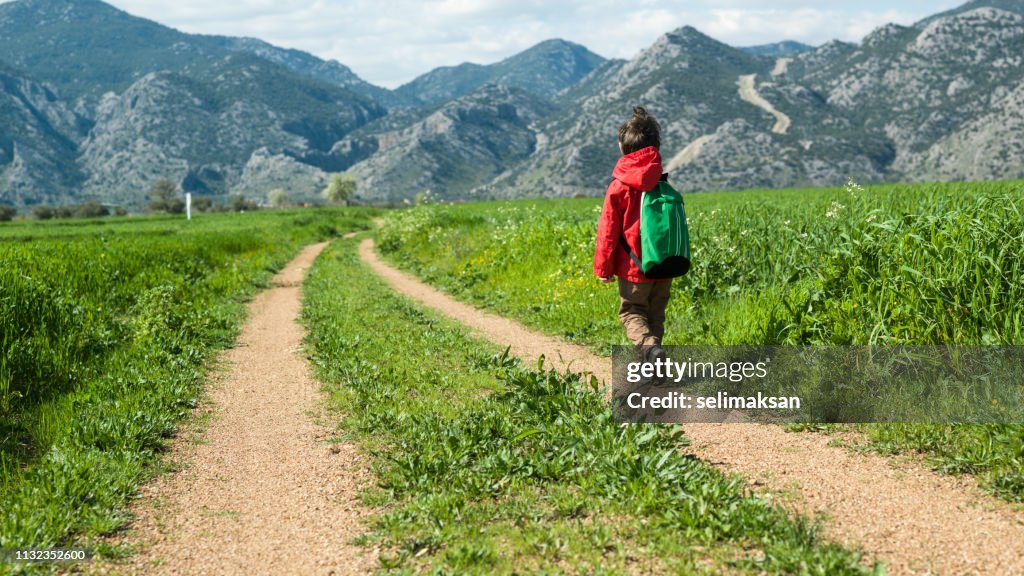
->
[594,106,670,362]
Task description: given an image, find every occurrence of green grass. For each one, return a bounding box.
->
[0,208,378,566]
[372,180,1024,501]
[302,239,877,575]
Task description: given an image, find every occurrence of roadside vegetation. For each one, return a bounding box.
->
[0,208,377,558]
[303,238,875,574]
[374,180,1024,502]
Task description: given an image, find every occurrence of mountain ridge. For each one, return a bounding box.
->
[2,0,1024,209]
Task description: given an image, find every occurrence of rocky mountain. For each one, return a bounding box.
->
[0,63,86,206]
[489,4,1024,197]
[0,0,398,108]
[786,7,1024,181]
[0,0,386,206]
[78,53,383,204]
[2,0,1024,209]
[915,0,1024,26]
[208,37,410,109]
[394,39,605,105]
[490,26,782,196]
[339,84,554,202]
[740,41,815,57]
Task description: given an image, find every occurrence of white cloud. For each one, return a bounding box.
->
[2,0,966,87]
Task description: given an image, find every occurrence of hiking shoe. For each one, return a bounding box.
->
[645,344,667,364]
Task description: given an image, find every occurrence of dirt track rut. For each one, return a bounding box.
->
[116,242,374,576]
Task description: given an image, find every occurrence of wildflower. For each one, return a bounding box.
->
[826,201,845,219]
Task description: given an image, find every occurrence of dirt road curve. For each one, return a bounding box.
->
[360,237,1024,576]
[115,242,374,576]
[666,134,715,172]
[738,74,791,135]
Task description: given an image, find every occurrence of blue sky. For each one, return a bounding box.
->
[64,0,969,87]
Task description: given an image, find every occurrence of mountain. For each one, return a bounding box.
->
[4,0,1024,208]
[394,39,605,105]
[789,7,1024,180]
[78,53,383,204]
[740,41,815,57]
[0,0,387,206]
[339,84,554,202]
[915,0,1024,26]
[0,64,86,206]
[490,26,779,196]
[207,37,411,109]
[488,5,1024,197]
[0,0,399,108]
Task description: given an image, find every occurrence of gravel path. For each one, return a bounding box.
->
[738,74,791,135]
[113,242,375,576]
[665,134,715,172]
[360,237,1024,576]
[771,57,792,77]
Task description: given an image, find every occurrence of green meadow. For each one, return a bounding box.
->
[374,180,1024,502]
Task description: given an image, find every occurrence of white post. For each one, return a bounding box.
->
[186,193,192,221]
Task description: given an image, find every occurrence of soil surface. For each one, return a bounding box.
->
[360,237,1024,576]
[109,242,375,576]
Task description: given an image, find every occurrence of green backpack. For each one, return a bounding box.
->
[620,180,691,279]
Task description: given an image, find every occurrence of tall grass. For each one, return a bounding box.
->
[0,208,376,556]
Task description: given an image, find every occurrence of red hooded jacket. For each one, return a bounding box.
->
[593,146,664,283]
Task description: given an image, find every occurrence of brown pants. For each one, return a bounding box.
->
[617,278,672,347]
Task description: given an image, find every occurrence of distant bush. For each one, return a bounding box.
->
[268,188,290,209]
[74,201,109,218]
[148,179,185,214]
[33,204,55,220]
[228,193,260,212]
[191,196,213,212]
[0,204,16,221]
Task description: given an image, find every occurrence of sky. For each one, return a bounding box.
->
[49,0,970,88]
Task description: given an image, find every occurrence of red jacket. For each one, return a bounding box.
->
[593,146,664,283]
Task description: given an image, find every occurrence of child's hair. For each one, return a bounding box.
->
[618,106,661,154]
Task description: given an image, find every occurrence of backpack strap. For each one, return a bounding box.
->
[619,235,642,269]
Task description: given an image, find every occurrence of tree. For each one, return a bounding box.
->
[75,201,109,218]
[322,173,356,206]
[228,194,259,212]
[268,188,290,209]
[33,204,55,220]
[148,179,184,213]
[191,196,213,212]
[0,204,16,222]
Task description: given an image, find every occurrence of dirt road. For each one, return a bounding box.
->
[738,74,791,135]
[117,242,374,576]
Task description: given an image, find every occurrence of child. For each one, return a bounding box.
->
[593,106,670,362]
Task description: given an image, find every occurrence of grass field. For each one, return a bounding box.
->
[2,179,1021,573]
[374,180,1024,502]
[302,238,875,575]
[0,208,377,557]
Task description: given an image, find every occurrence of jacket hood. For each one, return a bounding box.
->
[612,146,663,191]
